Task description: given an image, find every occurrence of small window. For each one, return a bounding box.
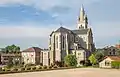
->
[78,53,81,55]
[109,52,111,55]
[105,61,110,66]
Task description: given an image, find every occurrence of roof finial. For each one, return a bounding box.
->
[60,21,63,27]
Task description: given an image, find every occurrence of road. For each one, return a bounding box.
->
[0,68,120,77]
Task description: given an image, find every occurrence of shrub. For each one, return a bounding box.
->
[48,66,52,69]
[54,61,64,67]
[25,64,35,67]
[40,63,43,66]
[5,69,10,72]
[38,66,42,69]
[53,65,58,69]
[64,64,68,67]
[31,67,36,70]
[43,65,47,69]
[0,67,2,71]
[21,67,25,71]
[111,61,120,69]
[26,67,31,70]
[2,68,5,71]
[64,54,77,67]
[12,68,18,71]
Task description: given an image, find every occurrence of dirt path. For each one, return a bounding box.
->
[0,68,120,77]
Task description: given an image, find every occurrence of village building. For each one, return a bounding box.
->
[0,52,21,65]
[99,56,120,68]
[22,47,42,65]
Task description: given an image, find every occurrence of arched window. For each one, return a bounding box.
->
[63,36,65,49]
[56,36,58,48]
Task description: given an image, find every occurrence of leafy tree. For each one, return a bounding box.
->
[64,54,77,67]
[88,54,97,65]
[94,51,104,63]
[7,57,13,68]
[5,44,20,53]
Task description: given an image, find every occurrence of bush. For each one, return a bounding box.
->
[31,67,36,70]
[53,65,58,69]
[26,67,31,70]
[2,68,5,71]
[38,66,42,69]
[12,68,18,71]
[43,65,47,69]
[5,69,11,72]
[111,61,120,69]
[39,63,43,66]
[54,61,64,67]
[21,67,25,71]
[48,66,52,69]
[64,54,77,67]
[0,67,2,71]
[25,64,35,67]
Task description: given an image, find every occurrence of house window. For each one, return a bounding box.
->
[109,52,112,55]
[105,61,110,66]
[49,38,51,44]
[78,53,81,55]
[113,51,115,55]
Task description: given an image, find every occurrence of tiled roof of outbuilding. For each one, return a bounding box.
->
[22,47,42,52]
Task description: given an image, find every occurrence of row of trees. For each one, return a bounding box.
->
[64,51,105,67]
[1,44,20,53]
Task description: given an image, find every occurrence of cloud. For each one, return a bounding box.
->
[0,23,52,38]
[0,22,74,49]
[0,0,100,10]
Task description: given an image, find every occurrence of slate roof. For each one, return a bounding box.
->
[55,27,72,33]
[22,47,42,52]
[50,27,89,36]
[72,29,89,35]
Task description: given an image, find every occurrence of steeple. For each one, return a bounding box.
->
[77,5,88,29]
[80,4,85,22]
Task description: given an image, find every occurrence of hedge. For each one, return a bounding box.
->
[111,61,120,69]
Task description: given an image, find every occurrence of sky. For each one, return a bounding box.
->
[0,0,120,50]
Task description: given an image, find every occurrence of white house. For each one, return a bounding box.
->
[99,56,120,68]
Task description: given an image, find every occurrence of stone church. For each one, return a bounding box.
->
[49,5,95,66]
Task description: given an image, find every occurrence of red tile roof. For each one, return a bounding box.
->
[22,47,42,52]
[105,56,120,61]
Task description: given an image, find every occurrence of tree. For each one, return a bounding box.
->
[64,54,77,67]
[94,51,104,63]
[88,54,97,65]
[5,44,20,53]
[7,57,13,68]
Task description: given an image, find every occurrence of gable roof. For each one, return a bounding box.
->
[55,27,72,33]
[22,47,42,52]
[72,29,89,35]
[105,56,120,61]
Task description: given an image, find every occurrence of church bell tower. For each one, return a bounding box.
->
[77,5,88,29]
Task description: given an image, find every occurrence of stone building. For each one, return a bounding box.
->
[49,5,94,65]
[0,52,21,65]
[41,49,50,66]
[99,56,120,68]
[22,47,42,65]
[103,46,119,56]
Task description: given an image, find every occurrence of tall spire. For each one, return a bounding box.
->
[77,5,88,29]
[80,4,84,12]
[80,4,85,22]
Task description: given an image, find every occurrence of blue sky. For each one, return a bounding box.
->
[0,0,120,50]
